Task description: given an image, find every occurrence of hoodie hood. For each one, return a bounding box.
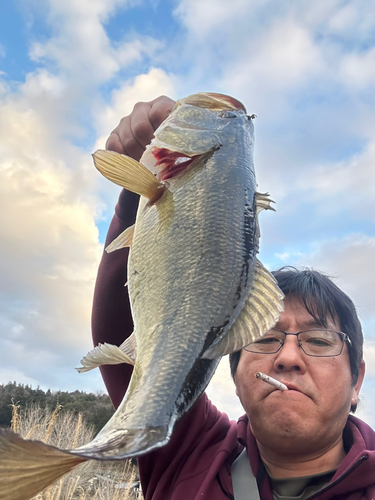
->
[316,415,375,499]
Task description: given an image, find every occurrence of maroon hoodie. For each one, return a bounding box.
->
[92,190,375,500]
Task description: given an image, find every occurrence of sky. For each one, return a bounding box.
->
[0,0,374,428]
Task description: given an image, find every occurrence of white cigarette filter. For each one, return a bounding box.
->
[255,372,288,391]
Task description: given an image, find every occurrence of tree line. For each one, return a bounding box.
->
[0,382,115,435]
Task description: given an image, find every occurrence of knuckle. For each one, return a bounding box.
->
[118,116,130,129]
[132,119,149,139]
[132,101,146,112]
[105,132,121,153]
[149,96,176,127]
[124,136,136,151]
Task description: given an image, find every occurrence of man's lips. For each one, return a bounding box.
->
[255,373,312,400]
[282,383,302,392]
[278,382,313,400]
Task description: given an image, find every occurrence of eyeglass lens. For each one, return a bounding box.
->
[245,329,345,357]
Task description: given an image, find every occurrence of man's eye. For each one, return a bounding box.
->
[305,338,331,347]
[256,337,280,344]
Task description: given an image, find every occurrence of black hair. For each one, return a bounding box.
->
[229,267,363,412]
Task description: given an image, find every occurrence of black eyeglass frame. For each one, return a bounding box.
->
[243,328,352,357]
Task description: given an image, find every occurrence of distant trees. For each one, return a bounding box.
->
[0,382,114,435]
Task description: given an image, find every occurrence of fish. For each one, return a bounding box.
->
[0,92,284,500]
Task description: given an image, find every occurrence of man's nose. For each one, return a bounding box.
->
[273,336,307,373]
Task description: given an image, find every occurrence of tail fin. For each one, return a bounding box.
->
[0,429,86,500]
[0,424,170,499]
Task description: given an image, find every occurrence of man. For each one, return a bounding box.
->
[92,96,375,499]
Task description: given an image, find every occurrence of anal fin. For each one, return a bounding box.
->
[202,260,284,359]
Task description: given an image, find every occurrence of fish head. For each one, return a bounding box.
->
[141,92,254,182]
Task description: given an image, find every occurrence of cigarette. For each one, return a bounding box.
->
[255,372,288,391]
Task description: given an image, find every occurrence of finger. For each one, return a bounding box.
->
[106,115,145,161]
[121,127,146,161]
[106,131,126,154]
[148,96,176,130]
[130,97,176,149]
[130,102,156,150]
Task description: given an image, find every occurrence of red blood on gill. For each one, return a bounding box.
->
[152,148,197,181]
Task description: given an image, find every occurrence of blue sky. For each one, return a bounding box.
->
[0,0,374,426]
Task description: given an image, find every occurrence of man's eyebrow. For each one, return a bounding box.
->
[275,318,326,330]
[301,318,326,328]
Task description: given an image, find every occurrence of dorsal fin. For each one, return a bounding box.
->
[174,93,247,113]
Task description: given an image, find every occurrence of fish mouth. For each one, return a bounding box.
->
[74,424,170,460]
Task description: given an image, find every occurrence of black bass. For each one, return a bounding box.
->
[0,93,283,500]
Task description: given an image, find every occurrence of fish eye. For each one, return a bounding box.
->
[247,114,257,120]
[219,110,237,119]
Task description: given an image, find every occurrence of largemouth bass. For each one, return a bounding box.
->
[0,93,283,500]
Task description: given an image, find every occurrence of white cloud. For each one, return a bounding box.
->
[278,135,375,225]
[207,358,244,421]
[28,0,160,88]
[340,47,375,88]
[0,78,103,390]
[22,70,67,99]
[175,0,258,37]
[326,0,375,43]
[364,342,375,379]
[218,20,323,119]
[94,67,176,146]
[280,234,375,327]
[0,368,40,387]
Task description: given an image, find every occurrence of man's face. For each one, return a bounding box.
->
[234,295,365,457]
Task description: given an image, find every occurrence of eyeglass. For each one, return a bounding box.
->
[244,328,351,357]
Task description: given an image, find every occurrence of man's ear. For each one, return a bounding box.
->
[352,359,365,407]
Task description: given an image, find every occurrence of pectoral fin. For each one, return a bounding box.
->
[93,150,165,202]
[202,260,284,359]
[76,333,137,373]
[105,224,135,253]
